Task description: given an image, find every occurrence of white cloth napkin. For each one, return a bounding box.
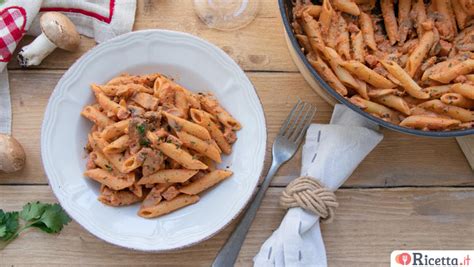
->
[0,0,136,134]
[254,104,383,267]
[0,69,11,134]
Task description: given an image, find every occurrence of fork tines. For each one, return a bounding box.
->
[279,99,317,143]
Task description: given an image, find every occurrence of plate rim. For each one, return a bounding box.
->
[40,29,267,251]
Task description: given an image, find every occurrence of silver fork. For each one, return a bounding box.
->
[212,100,316,267]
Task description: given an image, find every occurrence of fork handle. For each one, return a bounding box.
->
[212,161,281,267]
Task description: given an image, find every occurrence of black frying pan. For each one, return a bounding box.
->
[278,0,474,137]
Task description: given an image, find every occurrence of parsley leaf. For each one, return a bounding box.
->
[139,138,150,147]
[0,210,19,241]
[0,202,71,249]
[136,124,146,135]
[19,201,49,221]
[28,204,71,233]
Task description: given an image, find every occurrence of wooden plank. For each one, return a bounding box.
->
[0,186,473,266]
[0,70,472,186]
[7,0,297,72]
[457,136,474,170]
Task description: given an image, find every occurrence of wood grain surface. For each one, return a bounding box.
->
[7,0,295,72]
[1,186,473,266]
[1,0,473,266]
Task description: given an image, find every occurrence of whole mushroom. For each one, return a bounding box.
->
[18,12,80,67]
[0,134,26,173]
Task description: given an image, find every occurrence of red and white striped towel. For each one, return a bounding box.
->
[0,0,136,134]
[0,6,27,64]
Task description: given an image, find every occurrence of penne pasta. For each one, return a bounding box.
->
[83,72,241,217]
[380,60,430,99]
[84,168,135,191]
[162,186,180,201]
[381,0,399,45]
[351,95,401,123]
[199,94,242,130]
[138,194,199,218]
[422,53,470,81]
[174,89,189,119]
[326,13,340,49]
[301,13,326,53]
[302,5,322,18]
[177,131,222,163]
[368,88,399,98]
[451,83,474,100]
[397,0,411,44]
[90,151,114,171]
[103,135,129,154]
[440,93,474,108]
[91,85,130,119]
[452,0,469,30]
[405,31,435,77]
[180,170,233,195]
[351,30,365,63]
[413,0,427,38]
[422,85,452,99]
[99,186,142,207]
[321,47,359,89]
[359,12,377,51]
[138,169,199,185]
[107,73,159,87]
[319,0,333,35]
[100,119,129,141]
[140,185,164,209]
[433,0,456,40]
[296,34,313,53]
[190,109,232,154]
[291,1,474,131]
[419,99,474,122]
[336,15,351,60]
[400,115,461,130]
[132,92,159,111]
[163,111,211,141]
[333,0,360,16]
[98,83,154,97]
[429,59,474,83]
[374,94,411,115]
[81,106,114,128]
[409,106,443,117]
[307,53,348,96]
[154,141,208,170]
[341,60,396,89]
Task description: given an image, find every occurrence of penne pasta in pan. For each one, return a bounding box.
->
[291,0,474,131]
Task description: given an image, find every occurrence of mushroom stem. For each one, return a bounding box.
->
[18,33,57,67]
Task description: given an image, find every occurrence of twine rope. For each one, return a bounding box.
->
[280,176,338,223]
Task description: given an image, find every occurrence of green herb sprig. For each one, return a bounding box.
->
[0,202,71,249]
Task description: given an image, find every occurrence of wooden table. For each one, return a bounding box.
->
[1,1,473,266]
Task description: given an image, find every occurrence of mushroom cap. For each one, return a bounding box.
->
[0,134,26,173]
[40,12,80,52]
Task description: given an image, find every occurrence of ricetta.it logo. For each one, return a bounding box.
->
[395,253,412,265]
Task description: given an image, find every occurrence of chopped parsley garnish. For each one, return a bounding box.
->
[140,138,150,147]
[105,164,113,172]
[136,124,146,135]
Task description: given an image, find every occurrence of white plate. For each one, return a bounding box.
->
[41,30,266,251]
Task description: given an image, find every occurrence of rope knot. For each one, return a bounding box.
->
[280,176,338,223]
